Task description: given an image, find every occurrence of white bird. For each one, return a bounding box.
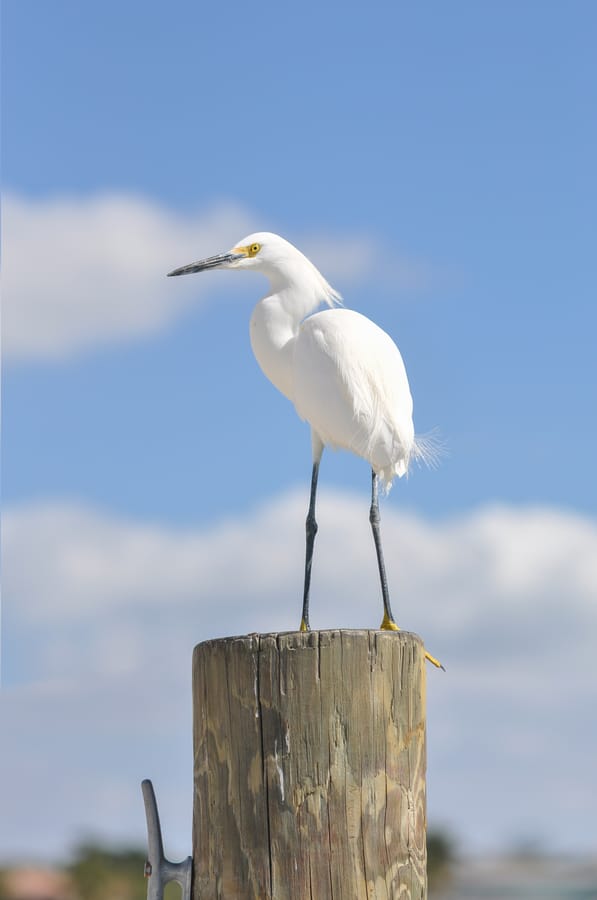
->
[168,232,442,668]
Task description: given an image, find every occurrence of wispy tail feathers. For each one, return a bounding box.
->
[411,428,446,470]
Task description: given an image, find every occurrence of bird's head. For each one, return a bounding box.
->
[168,231,342,306]
[167,232,296,278]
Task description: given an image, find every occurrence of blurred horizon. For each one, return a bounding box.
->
[2,834,597,900]
[2,0,596,867]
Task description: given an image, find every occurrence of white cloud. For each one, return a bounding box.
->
[2,193,425,363]
[1,193,257,361]
[2,492,596,859]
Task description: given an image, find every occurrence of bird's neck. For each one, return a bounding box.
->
[250,285,321,402]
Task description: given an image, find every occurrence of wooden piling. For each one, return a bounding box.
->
[192,630,427,899]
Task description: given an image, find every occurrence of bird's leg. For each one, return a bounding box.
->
[369,470,396,630]
[300,459,320,632]
[370,469,444,670]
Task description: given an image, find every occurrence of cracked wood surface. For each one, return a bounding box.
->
[192,630,427,899]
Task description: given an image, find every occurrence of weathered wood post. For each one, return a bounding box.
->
[192,629,427,899]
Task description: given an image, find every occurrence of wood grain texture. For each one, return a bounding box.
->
[192,630,427,899]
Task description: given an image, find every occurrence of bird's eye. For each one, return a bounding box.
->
[248,243,261,257]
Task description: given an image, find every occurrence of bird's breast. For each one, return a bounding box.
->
[250,299,297,402]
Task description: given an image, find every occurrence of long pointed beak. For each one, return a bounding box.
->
[167,251,244,277]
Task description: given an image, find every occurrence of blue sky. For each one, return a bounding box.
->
[2,0,597,864]
[3,0,596,523]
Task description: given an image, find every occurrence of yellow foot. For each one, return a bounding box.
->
[299,618,309,633]
[424,650,445,671]
[380,612,400,631]
[380,614,445,670]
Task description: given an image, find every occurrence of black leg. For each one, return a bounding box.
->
[370,470,445,668]
[301,459,320,631]
[369,469,397,629]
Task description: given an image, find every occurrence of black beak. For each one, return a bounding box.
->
[167,251,243,277]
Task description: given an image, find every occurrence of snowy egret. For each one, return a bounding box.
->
[168,232,442,668]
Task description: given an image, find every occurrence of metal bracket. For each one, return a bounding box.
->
[141,779,193,900]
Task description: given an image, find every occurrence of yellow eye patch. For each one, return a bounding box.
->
[235,242,262,258]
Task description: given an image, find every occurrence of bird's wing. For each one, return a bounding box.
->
[293,309,414,476]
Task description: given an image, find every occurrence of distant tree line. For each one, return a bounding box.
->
[0,828,455,899]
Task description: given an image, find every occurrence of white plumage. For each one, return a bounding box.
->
[242,232,417,486]
[292,308,415,485]
[168,231,442,667]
